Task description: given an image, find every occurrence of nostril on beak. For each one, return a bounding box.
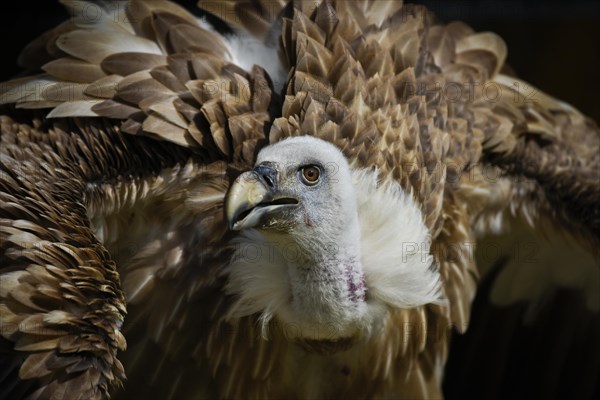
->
[264,175,274,188]
[254,164,278,190]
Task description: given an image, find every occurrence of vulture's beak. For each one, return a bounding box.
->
[225,164,298,231]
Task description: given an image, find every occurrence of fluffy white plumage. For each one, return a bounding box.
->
[226,34,287,92]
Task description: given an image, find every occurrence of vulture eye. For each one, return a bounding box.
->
[300,165,321,185]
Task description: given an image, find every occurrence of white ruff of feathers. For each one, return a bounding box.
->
[225,168,444,339]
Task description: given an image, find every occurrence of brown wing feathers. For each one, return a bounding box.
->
[0,108,235,399]
[484,75,600,239]
[0,115,184,399]
[0,0,274,167]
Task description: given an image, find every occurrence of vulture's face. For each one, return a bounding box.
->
[226,136,357,242]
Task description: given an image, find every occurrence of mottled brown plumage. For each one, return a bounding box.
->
[0,1,598,399]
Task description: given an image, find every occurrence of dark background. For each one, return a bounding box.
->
[0,0,599,121]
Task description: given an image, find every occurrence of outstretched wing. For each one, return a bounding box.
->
[436,5,599,399]
[0,1,272,398]
[1,0,274,165]
[446,55,600,400]
[0,117,128,399]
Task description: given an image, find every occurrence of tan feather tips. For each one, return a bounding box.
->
[1,0,276,159]
[0,240,127,398]
[0,115,191,398]
[455,32,507,80]
[275,2,454,233]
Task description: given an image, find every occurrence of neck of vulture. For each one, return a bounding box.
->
[226,211,369,342]
[261,197,367,340]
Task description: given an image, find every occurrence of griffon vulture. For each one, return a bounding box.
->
[0,1,598,399]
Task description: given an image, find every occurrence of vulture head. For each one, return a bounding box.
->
[225,136,442,346]
[227,136,357,241]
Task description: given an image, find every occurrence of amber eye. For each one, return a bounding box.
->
[300,166,320,185]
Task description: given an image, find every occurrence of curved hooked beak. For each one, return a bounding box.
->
[225,165,298,231]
